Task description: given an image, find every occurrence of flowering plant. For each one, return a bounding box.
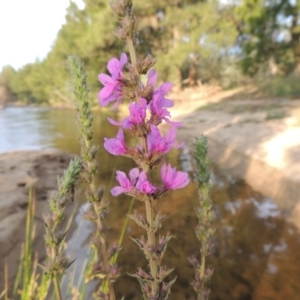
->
[98,51,190,298]
[61,1,214,300]
[96,2,191,298]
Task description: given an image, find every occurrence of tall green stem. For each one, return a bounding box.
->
[53,273,63,300]
[193,136,215,300]
[127,38,137,66]
[86,128,116,300]
[145,199,159,295]
[68,56,116,300]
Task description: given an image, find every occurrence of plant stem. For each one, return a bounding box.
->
[200,240,206,279]
[118,197,135,247]
[193,136,215,300]
[87,141,116,300]
[53,274,63,300]
[145,199,158,296]
[127,38,137,66]
[68,55,117,300]
[93,201,116,300]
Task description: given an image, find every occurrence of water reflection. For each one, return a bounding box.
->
[1,107,300,299]
[0,107,54,152]
[107,163,300,300]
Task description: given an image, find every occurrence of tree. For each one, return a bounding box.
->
[234,0,300,76]
[7,0,240,104]
[0,66,16,104]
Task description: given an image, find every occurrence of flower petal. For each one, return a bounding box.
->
[158,82,173,95]
[99,84,115,101]
[111,186,128,196]
[129,168,140,183]
[147,69,157,86]
[108,117,122,126]
[173,171,190,189]
[116,170,132,188]
[120,53,128,66]
[107,57,122,75]
[98,73,113,85]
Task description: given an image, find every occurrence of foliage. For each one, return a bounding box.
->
[2,0,299,103]
[257,73,300,98]
[0,65,16,104]
[234,0,300,76]
[0,0,242,105]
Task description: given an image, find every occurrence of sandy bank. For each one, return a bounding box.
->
[0,150,74,292]
[169,87,300,226]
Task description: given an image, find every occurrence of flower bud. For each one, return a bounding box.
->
[114,27,127,40]
[136,55,156,74]
[188,255,200,269]
[96,291,110,300]
[43,212,54,229]
[110,1,126,20]
[110,264,120,277]
[96,186,105,201]
[137,267,151,279]
[141,85,154,102]
[121,0,132,10]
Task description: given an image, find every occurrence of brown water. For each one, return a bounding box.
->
[1,107,300,299]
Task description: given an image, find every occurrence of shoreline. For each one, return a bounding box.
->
[169,87,300,226]
[0,88,299,292]
[0,150,76,292]
[4,89,299,220]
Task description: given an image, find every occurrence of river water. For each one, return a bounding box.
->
[1,106,300,300]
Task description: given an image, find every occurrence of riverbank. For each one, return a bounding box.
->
[0,88,299,297]
[0,150,74,292]
[169,86,300,226]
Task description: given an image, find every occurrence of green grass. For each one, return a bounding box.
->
[265,109,286,120]
[1,186,82,300]
[196,102,224,112]
[258,74,300,98]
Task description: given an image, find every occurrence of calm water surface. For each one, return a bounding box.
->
[1,107,300,299]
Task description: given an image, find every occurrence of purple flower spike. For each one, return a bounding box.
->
[161,163,190,190]
[111,168,139,196]
[104,128,127,155]
[98,53,127,107]
[136,171,156,194]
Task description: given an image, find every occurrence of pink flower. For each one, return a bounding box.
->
[98,53,127,107]
[108,98,147,129]
[147,125,181,156]
[145,69,173,103]
[104,128,127,155]
[111,168,139,196]
[111,168,156,196]
[149,91,178,126]
[161,163,189,190]
[146,77,181,127]
[136,171,156,194]
[146,69,158,88]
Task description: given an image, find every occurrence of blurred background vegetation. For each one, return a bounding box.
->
[1,0,300,106]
